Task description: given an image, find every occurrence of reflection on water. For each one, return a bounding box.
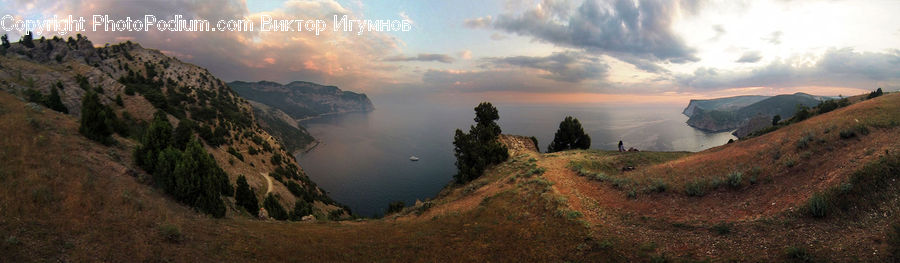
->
[296,102,735,217]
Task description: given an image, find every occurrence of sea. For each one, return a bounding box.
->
[296,100,735,217]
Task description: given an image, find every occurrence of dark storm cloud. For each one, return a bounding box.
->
[736,51,762,63]
[480,51,609,83]
[385,54,456,63]
[491,0,699,64]
[677,48,900,90]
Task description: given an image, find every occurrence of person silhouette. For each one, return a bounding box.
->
[618,141,625,152]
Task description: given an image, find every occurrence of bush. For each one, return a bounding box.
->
[785,246,814,262]
[234,175,259,216]
[889,222,900,259]
[795,133,814,150]
[227,147,244,161]
[685,180,707,197]
[386,200,405,214]
[453,102,509,183]
[805,193,829,218]
[726,171,743,188]
[263,194,288,220]
[711,222,732,235]
[158,224,182,243]
[547,116,591,153]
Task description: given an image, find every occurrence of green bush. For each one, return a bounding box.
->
[805,193,829,218]
[158,224,182,243]
[726,171,743,188]
[386,201,405,214]
[711,222,732,235]
[784,246,814,262]
[685,180,707,197]
[889,222,900,260]
[227,147,244,161]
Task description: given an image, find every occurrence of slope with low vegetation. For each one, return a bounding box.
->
[0,34,343,219]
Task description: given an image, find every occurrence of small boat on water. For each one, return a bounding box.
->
[409,156,419,161]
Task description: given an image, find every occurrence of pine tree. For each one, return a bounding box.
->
[289,200,313,221]
[453,102,509,183]
[1,34,10,49]
[172,119,194,150]
[135,111,172,173]
[79,91,113,144]
[263,194,288,220]
[21,31,35,48]
[547,116,591,153]
[235,175,260,216]
[45,87,68,113]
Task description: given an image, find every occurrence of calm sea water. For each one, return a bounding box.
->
[296,101,735,217]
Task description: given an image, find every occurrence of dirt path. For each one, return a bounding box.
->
[261,172,273,194]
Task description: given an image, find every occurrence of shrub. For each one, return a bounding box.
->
[289,200,313,221]
[647,180,667,193]
[685,180,707,197]
[795,133,814,150]
[263,194,288,220]
[889,222,900,259]
[772,115,781,125]
[805,193,829,218]
[386,201,405,214]
[711,222,732,235]
[547,116,591,153]
[726,171,743,188]
[227,147,244,161]
[784,158,797,168]
[784,246,814,262]
[158,224,182,243]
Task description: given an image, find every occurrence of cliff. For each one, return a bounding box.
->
[228,80,374,120]
[685,93,824,132]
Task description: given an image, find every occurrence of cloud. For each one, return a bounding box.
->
[490,33,508,40]
[491,0,699,64]
[458,50,472,60]
[480,51,609,83]
[710,24,726,41]
[736,51,762,63]
[462,16,492,28]
[677,48,900,90]
[385,53,456,63]
[763,30,783,45]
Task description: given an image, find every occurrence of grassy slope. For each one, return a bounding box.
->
[2,91,899,262]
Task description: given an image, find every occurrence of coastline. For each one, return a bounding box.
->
[292,108,374,157]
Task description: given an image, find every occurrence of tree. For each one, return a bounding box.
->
[867,87,884,99]
[172,140,228,218]
[1,34,9,49]
[547,116,591,153]
[234,175,260,216]
[135,111,173,173]
[793,105,811,122]
[172,119,195,150]
[453,102,509,183]
[45,87,68,113]
[21,31,35,48]
[289,200,313,221]
[79,91,114,144]
[263,194,288,220]
[771,115,781,126]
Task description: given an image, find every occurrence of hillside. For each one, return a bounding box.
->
[0,35,343,218]
[228,80,374,154]
[686,92,826,132]
[2,74,898,262]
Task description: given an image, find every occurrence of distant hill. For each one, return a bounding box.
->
[229,80,374,120]
[685,93,825,132]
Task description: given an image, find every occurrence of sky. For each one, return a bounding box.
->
[2,0,899,105]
